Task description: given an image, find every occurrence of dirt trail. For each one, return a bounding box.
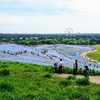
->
[55,74,100,84]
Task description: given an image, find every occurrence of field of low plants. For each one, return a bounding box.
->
[0,60,100,100]
[87,45,100,61]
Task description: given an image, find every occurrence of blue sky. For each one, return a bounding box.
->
[0,0,100,33]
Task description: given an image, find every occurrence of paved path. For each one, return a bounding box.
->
[55,74,100,84]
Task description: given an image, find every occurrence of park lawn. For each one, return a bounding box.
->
[87,45,100,61]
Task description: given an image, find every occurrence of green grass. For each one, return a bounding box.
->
[87,45,100,61]
[0,61,100,100]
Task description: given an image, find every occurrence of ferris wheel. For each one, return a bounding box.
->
[65,27,74,34]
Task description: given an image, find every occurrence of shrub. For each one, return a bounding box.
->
[63,67,73,74]
[96,90,100,96]
[95,71,100,75]
[0,64,8,68]
[59,79,72,86]
[89,69,97,76]
[0,69,10,76]
[76,78,90,85]
[68,91,90,100]
[0,81,14,92]
[67,76,76,80]
[77,68,83,75]
[43,73,52,78]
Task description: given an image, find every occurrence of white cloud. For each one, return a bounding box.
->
[0,14,26,23]
[0,0,100,33]
[70,0,100,14]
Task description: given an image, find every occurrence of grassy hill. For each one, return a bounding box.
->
[0,61,100,100]
[87,45,100,61]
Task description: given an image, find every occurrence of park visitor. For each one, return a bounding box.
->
[73,60,78,75]
[58,59,64,74]
[83,65,89,78]
[54,60,58,74]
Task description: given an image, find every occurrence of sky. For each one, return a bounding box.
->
[0,0,100,34]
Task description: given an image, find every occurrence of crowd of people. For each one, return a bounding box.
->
[54,59,89,78]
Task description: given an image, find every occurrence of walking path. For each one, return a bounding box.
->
[55,74,100,84]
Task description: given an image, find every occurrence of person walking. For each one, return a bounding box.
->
[54,60,58,74]
[73,60,78,75]
[83,65,89,78]
[58,59,64,74]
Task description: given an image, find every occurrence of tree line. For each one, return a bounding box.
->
[0,33,100,45]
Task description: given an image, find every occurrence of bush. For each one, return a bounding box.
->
[77,68,83,75]
[68,91,90,100]
[89,69,96,76]
[96,89,100,96]
[76,78,90,85]
[59,79,72,86]
[0,64,8,68]
[0,81,14,92]
[0,69,10,76]
[63,67,73,74]
[67,76,76,80]
[43,73,52,78]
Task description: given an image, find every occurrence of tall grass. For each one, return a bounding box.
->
[63,67,100,76]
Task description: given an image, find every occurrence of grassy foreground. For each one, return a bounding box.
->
[0,61,100,100]
[87,45,100,61]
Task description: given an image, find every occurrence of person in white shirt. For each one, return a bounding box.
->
[58,59,64,74]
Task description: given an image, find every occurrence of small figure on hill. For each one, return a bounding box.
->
[73,60,78,75]
[83,65,89,78]
[54,60,58,74]
[58,59,64,74]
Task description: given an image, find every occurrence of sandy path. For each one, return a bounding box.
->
[55,74,100,84]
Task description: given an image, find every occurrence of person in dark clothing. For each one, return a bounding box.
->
[58,59,63,74]
[54,60,58,74]
[83,65,89,78]
[73,60,78,75]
